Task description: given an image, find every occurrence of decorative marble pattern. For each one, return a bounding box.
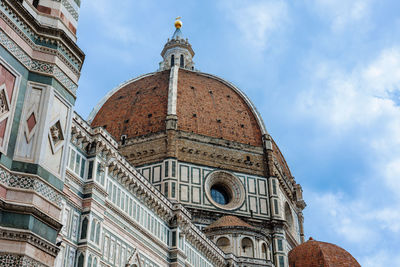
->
[0,167,62,207]
[61,0,79,21]
[0,253,47,267]
[0,0,82,72]
[0,29,77,94]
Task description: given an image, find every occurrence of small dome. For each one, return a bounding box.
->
[289,238,361,267]
[205,215,253,230]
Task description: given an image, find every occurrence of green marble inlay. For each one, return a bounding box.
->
[0,211,57,243]
[68,184,84,198]
[91,192,105,205]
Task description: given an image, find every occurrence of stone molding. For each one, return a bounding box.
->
[0,227,60,257]
[0,198,62,231]
[0,165,62,207]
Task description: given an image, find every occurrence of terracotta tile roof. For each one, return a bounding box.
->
[91,69,263,147]
[289,238,361,267]
[177,69,263,147]
[205,215,253,230]
[91,70,170,139]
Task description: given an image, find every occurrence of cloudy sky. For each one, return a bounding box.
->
[75,1,400,266]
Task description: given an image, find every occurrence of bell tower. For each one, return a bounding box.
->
[159,18,195,71]
[23,0,81,41]
[0,0,84,266]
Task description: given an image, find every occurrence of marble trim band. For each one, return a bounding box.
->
[0,0,82,72]
[0,252,49,267]
[41,0,80,21]
[61,0,79,21]
[49,0,80,8]
[0,29,77,94]
[0,165,62,207]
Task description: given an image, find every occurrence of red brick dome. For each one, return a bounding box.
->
[289,238,361,267]
[89,68,266,147]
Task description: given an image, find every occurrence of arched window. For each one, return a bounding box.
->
[77,253,84,267]
[285,203,294,230]
[171,55,175,66]
[80,217,88,240]
[90,219,96,241]
[216,237,231,253]
[180,55,184,67]
[241,237,254,257]
[93,257,98,267]
[87,255,92,267]
[95,222,101,244]
[261,243,268,260]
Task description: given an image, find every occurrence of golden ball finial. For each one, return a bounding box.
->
[175,17,182,29]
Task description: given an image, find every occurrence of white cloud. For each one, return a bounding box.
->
[299,47,400,265]
[361,250,400,267]
[299,47,400,132]
[81,0,138,45]
[221,0,288,50]
[307,0,373,32]
[307,192,377,244]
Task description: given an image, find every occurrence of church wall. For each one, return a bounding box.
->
[0,0,83,263]
[63,117,229,267]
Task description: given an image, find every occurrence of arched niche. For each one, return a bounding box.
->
[216,237,231,253]
[241,237,254,257]
[285,202,294,230]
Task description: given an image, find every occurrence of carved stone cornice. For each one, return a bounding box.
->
[0,227,60,257]
[0,199,62,230]
[0,165,63,209]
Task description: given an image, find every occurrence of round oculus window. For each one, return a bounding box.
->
[205,171,245,210]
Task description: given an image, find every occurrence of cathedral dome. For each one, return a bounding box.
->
[288,238,361,267]
[89,68,266,147]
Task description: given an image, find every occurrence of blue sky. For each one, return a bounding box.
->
[75,1,400,266]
